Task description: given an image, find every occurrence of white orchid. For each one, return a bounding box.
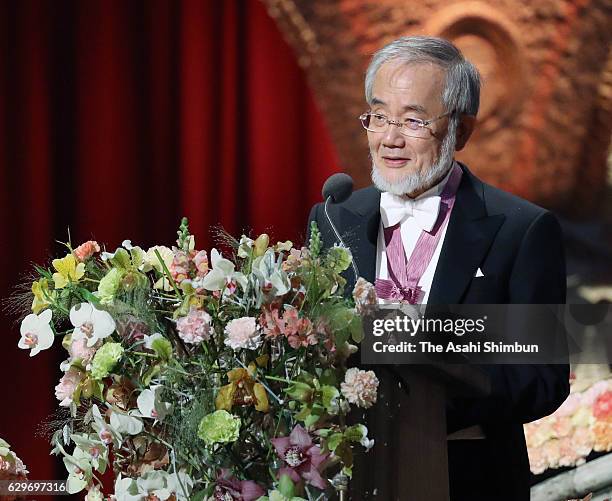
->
[89,405,122,447]
[109,409,144,436]
[70,302,116,347]
[252,248,290,297]
[166,471,194,501]
[113,475,144,501]
[137,386,173,421]
[18,309,54,356]
[62,445,94,494]
[70,433,108,473]
[237,235,254,258]
[201,249,247,292]
[136,471,172,500]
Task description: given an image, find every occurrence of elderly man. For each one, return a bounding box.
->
[307,37,569,500]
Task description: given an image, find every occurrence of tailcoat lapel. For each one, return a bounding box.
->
[337,186,381,287]
[427,165,505,304]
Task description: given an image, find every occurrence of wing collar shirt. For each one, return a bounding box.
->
[375,162,456,305]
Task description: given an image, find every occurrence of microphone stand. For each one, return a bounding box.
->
[324,196,360,282]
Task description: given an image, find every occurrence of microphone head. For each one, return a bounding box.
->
[322,173,354,204]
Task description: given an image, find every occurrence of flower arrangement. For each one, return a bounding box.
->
[0,437,29,501]
[13,219,379,500]
[525,378,612,474]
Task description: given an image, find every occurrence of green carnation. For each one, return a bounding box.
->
[325,245,352,273]
[197,410,241,445]
[97,268,123,304]
[90,342,124,380]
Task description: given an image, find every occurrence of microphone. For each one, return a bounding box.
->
[321,173,360,281]
[322,173,353,203]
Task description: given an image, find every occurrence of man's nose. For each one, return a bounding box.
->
[381,123,405,148]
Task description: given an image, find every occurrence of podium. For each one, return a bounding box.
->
[348,364,490,501]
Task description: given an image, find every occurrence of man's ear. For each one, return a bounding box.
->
[455,115,476,151]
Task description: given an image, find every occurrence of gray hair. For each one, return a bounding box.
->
[365,36,481,117]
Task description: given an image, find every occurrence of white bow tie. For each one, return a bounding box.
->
[380,192,441,232]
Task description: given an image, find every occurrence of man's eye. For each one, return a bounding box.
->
[403,118,423,129]
[371,114,387,125]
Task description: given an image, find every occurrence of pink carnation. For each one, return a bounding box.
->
[341,368,379,408]
[593,390,612,421]
[176,307,213,344]
[74,240,100,262]
[55,369,82,407]
[192,250,209,277]
[224,317,261,350]
[352,277,378,315]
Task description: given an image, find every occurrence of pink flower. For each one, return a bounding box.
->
[582,380,611,406]
[282,248,309,273]
[271,425,329,490]
[558,436,583,467]
[170,250,192,284]
[352,277,378,315]
[283,309,317,349]
[192,250,209,277]
[593,421,612,452]
[341,368,379,408]
[176,307,213,344]
[541,439,561,468]
[224,317,261,350]
[593,391,612,422]
[555,392,582,417]
[211,469,265,501]
[55,369,82,407]
[69,336,98,365]
[570,426,594,457]
[74,241,100,262]
[527,446,547,474]
[551,416,573,438]
[259,307,283,339]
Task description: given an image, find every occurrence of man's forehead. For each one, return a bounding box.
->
[371,61,445,109]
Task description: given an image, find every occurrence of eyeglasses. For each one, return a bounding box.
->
[358,111,452,139]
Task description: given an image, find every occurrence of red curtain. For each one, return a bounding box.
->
[0,0,340,483]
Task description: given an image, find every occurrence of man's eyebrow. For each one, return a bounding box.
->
[402,104,428,114]
[370,98,428,115]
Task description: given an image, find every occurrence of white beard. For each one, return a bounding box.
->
[371,124,457,197]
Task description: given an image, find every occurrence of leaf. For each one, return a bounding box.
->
[77,288,100,305]
[344,425,366,443]
[321,385,339,412]
[285,381,313,403]
[294,405,311,422]
[335,440,353,468]
[327,433,343,452]
[151,337,173,361]
[190,490,208,501]
[142,364,161,387]
[349,315,364,343]
[319,369,337,387]
[278,474,296,498]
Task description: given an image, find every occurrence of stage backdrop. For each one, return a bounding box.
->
[0,0,340,483]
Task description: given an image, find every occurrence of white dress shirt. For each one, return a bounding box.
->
[375,164,456,305]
